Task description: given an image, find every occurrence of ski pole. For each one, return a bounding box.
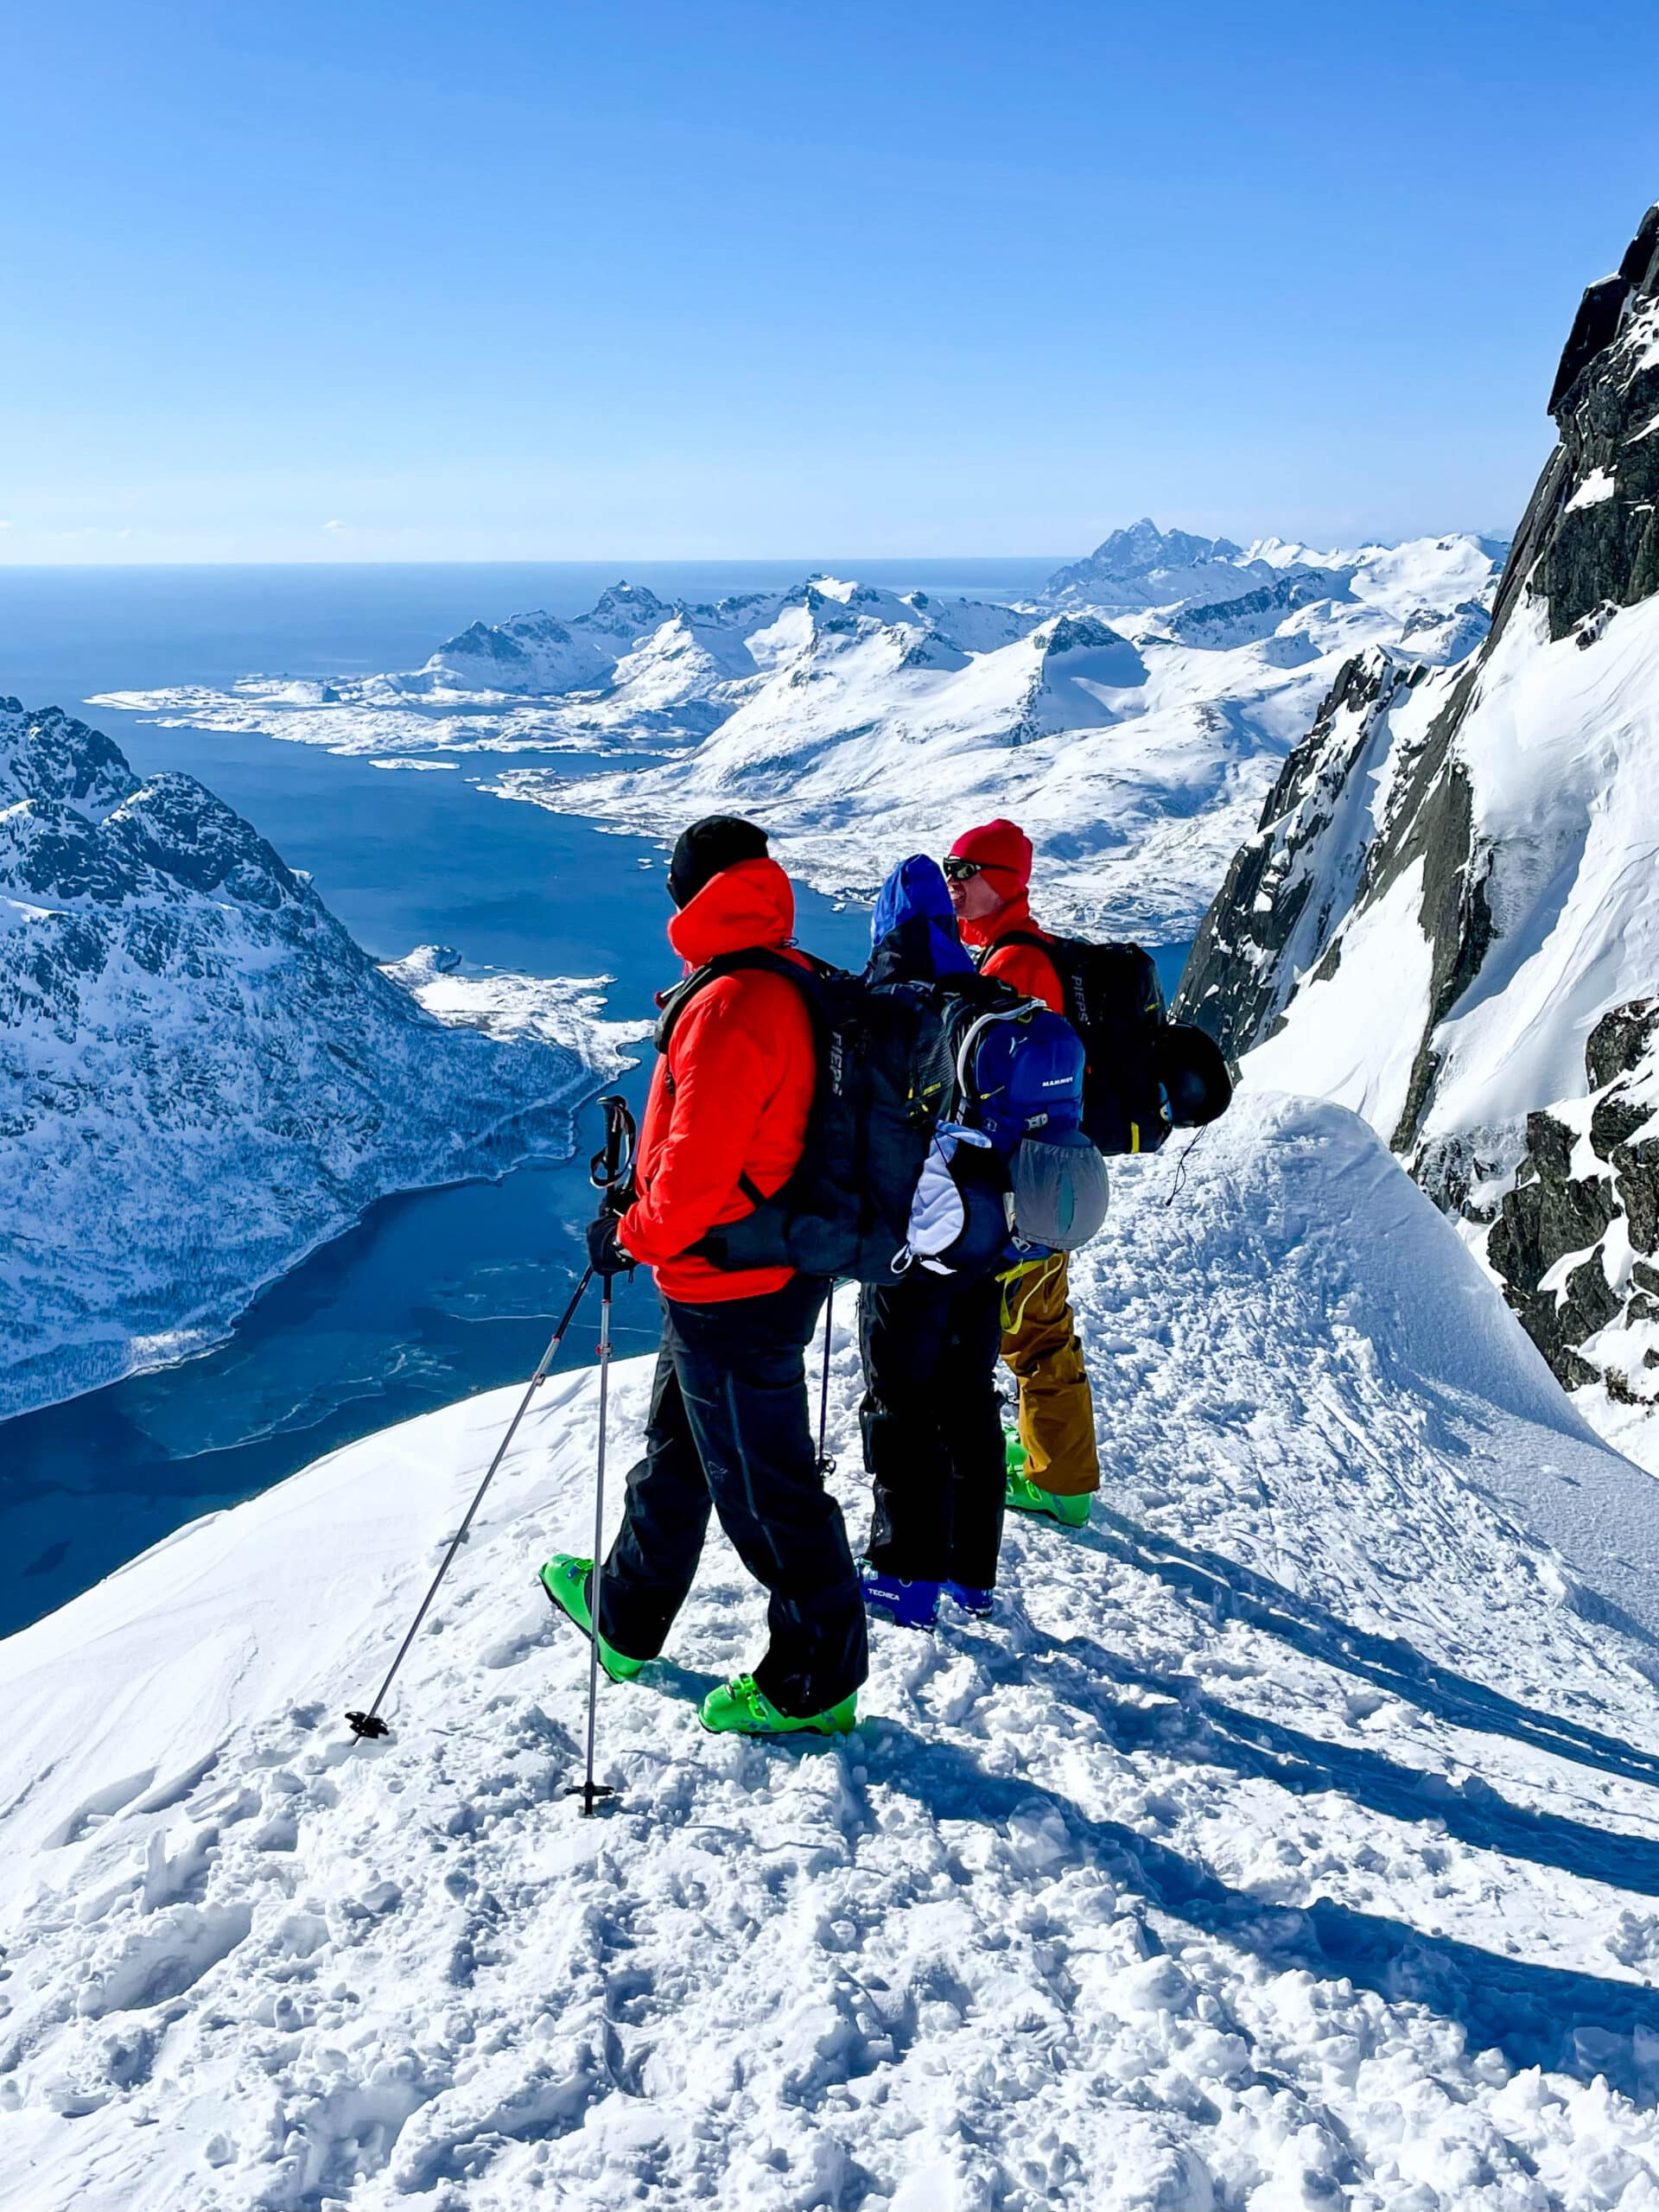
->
[567,1091,637,1817]
[814,1286,837,1477]
[346,1260,596,1741]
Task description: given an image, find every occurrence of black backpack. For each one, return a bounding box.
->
[989,932,1231,1154]
[655,950,1029,1281]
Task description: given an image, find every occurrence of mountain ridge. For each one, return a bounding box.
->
[1175,201,1659,1462]
[0,698,619,1426]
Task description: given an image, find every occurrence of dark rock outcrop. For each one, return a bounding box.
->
[1176,652,1427,1060]
[1490,1002,1659,1398]
[1496,203,1659,642]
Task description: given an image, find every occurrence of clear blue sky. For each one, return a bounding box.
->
[3,0,1656,563]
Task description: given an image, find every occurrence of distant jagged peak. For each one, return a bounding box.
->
[1045,523,1514,622]
[1034,610,1136,654]
[430,607,575,659]
[1041,519,1329,613]
[425,586,679,677]
[581,579,673,626]
[1072,518,1247,577]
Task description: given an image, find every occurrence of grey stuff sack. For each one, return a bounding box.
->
[1009,1128,1109,1252]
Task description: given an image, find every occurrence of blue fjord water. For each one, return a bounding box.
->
[0,563,1186,1635]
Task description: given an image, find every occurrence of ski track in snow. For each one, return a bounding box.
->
[6,1096,1659,2209]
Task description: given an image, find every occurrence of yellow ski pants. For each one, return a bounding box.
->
[1001,1253,1099,1496]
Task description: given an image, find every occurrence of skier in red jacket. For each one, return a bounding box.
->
[944,817,1101,1528]
[541,816,868,1738]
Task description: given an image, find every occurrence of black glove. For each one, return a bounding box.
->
[587,1212,635,1277]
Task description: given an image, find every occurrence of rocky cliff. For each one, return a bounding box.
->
[1175,204,1659,1447]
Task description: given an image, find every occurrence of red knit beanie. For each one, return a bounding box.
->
[948,817,1033,890]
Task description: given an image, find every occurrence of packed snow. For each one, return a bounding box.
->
[0,702,636,1423]
[7,1093,1659,2209]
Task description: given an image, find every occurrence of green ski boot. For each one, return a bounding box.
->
[698,1674,858,1738]
[538,1555,646,1681]
[1003,1427,1092,1528]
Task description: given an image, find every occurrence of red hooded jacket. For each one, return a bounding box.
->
[618,856,816,1303]
[959,891,1065,1017]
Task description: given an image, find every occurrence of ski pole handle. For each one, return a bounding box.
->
[589,1092,637,1199]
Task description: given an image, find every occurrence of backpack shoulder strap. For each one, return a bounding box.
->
[986,928,1061,957]
[652,947,820,1057]
[976,928,1075,986]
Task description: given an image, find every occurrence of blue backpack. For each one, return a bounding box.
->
[902,992,1109,1276]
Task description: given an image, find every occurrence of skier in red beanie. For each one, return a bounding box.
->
[944,818,1100,1527]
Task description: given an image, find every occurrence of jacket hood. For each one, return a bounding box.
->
[958,887,1036,951]
[667,855,797,967]
[868,855,976,983]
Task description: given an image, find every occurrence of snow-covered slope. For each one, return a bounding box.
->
[1177,203,1659,1459]
[499,539,1503,941]
[0,701,628,1422]
[92,536,1503,945]
[5,1093,1659,2209]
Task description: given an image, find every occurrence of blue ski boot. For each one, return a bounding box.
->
[944,1580,995,1619]
[859,1560,941,1631]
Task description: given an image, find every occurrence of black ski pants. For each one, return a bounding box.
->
[860,1268,1007,1591]
[598,1274,868,1717]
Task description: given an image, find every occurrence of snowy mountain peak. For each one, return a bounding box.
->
[1041,520,1332,615]
[0,696,137,820]
[1097,518,1246,569]
[582,580,672,627]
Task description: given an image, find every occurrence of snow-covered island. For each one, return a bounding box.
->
[0,700,633,1422]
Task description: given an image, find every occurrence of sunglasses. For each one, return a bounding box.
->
[942,855,1014,882]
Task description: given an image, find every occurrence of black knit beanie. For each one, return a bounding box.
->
[666,815,770,908]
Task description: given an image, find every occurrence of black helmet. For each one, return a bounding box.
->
[1155,1024,1233,1128]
